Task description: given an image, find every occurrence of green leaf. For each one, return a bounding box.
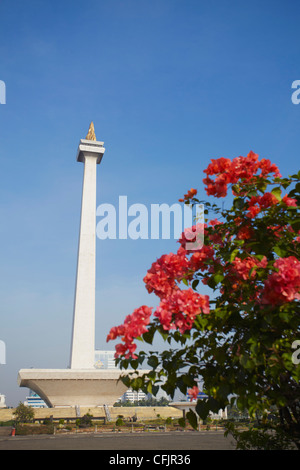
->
[233,198,245,210]
[131,376,143,391]
[290,218,300,232]
[196,399,210,420]
[240,354,254,370]
[213,273,224,284]
[146,381,153,394]
[130,359,139,370]
[147,355,159,369]
[230,248,240,262]
[249,267,256,279]
[186,410,198,430]
[142,328,155,345]
[271,187,282,201]
[158,327,169,342]
[121,375,132,387]
[256,179,269,193]
[273,245,287,257]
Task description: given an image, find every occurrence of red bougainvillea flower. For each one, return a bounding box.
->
[231,256,268,281]
[187,386,200,401]
[179,188,198,202]
[143,248,190,299]
[203,174,228,198]
[154,288,210,333]
[246,204,261,219]
[189,245,215,273]
[245,192,279,218]
[259,158,282,177]
[236,225,254,240]
[178,223,207,254]
[106,324,125,342]
[107,305,153,359]
[261,256,300,305]
[203,152,281,198]
[257,192,279,209]
[282,194,297,207]
[223,256,268,299]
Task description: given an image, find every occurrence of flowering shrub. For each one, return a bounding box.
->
[107,151,300,448]
[107,305,153,359]
[261,256,300,305]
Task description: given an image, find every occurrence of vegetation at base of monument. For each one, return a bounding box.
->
[0,420,14,427]
[115,417,124,426]
[13,402,35,423]
[113,396,170,407]
[15,423,55,435]
[76,413,94,428]
[107,151,300,450]
[11,403,54,435]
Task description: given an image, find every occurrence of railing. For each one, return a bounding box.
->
[103,404,111,422]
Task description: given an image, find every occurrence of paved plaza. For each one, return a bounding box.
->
[0,430,236,450]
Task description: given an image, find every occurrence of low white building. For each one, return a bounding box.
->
[24,390,48,408]
[94,350,118,370]
[119,388,149,403]
[95,350,147,403]
[0,394,6,408]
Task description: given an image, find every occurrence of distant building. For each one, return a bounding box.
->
[94,350,118,370]
[94,351,147,403]
[119,388,149,403]
[0,394,6,408]
[186,390,209,401]
[24,390,48,408]
[94,350,172,403]
[210,408,228,420]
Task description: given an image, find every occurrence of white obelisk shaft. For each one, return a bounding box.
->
[70,137,105,369]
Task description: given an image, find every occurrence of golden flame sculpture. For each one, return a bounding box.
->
[85,122,96,141]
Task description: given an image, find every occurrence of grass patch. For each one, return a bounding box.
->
[16,423,54,435]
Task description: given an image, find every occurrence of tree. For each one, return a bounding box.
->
[13,402,35,423]
[107,151,300,449]
[76,413,93,428]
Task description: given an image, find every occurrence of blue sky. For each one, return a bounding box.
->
[0,0,300,406]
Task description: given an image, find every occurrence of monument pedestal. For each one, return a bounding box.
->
[18,369,149,408]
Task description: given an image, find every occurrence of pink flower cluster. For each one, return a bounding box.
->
[108,242,213,357]
[178,223,205,253]
[107,305,152,359]
[143,247,190,299]
[189,245,215,273]
[261,256,300,305]
[231,256,268,281]
[203,151,281,198]
[108,154,298,360]
[187,385,200,401]
[178,188,197,202]
[179,220,223,252]
[245,192,297,219]
[246,192,279,218]
[154,288,210,333]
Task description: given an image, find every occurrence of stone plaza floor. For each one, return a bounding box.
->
[0,430,237,450]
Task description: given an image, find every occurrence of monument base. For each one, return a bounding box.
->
[18,369,147,408]
[170,402,197,417]
[170,401,227,420]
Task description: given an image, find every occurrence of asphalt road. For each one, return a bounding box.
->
[0,430,236,450]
